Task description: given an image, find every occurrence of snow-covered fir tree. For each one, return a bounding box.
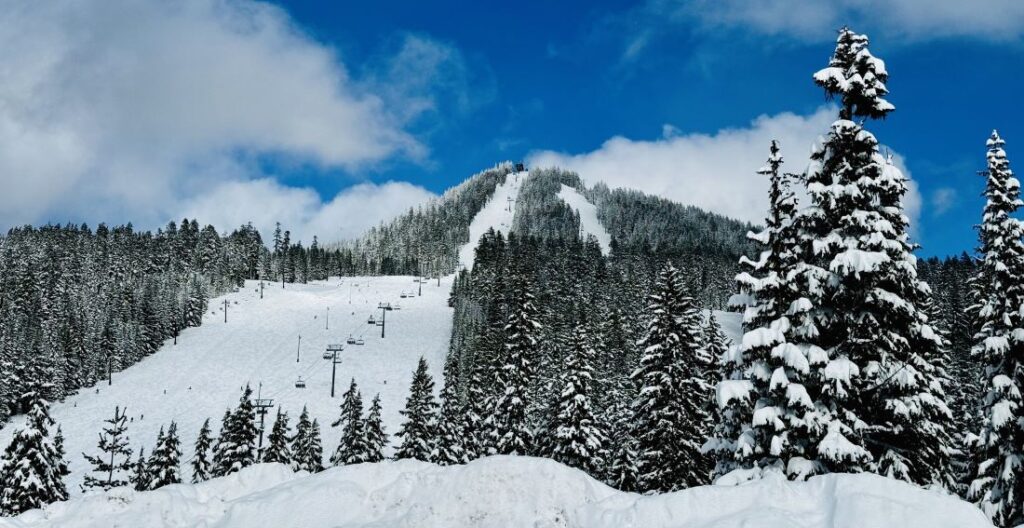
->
[211,409,230,476]
[147,422,181,490]
[705,140,818,480]
[191,418,213,483]
[489,278,541,456]
[631,263,711,492]
[363,394,388,463]
[52,426,70,484]
[395,357,438,461]
[263,408,292,465]
[548,324,606,475]
[129,447,150,491]
[460,361,491,460]
[213,385,258,477]
[331,379,369,466]
[432,373,468,465]
[788,27,952,483]
[606,437,640,493]
[81,406,133,490]
[0,391,68,516]
[291,407,324,473]
[967,131,1024,525]
[701,313,730,389]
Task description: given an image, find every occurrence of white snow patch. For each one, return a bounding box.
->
[716,380,754,409]
[2,457,992,528]
[556,184,611,255]
[707,310,742,344]
[457,171,527,270]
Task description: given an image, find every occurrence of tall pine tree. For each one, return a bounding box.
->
[82,406,133,490]
[291,407,324,473]
[706,140,821,480]
[631,263,711,492]
[191,418,213,483]
[263,408,293,465]
[395,357,438,461]
[489,278,540,455]
[213,385,258,477]
[0,391,68,516]
[130,447,150,491]
[331,379,369,466]
[432,376,467,465]
[364,394,388,463]
[548,324,606,475]
[147,422,181,489]
[790,27,953,484]
[968,131,1024,525]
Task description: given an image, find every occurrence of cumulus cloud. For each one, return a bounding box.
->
[180,179,437,244]
[528,106,923,230]
[638,0,1024,44]
[0,0,464,239]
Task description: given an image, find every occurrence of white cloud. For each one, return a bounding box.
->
[364,34,494,124]
[181,179,437,244]
[930,187,959,216]
[528,106,923,231]
[658,0,1024,42]
[0,0,465,238]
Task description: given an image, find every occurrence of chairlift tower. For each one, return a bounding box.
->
[253,382,274,457]
[376,302,393,338]
[326,344,345,397]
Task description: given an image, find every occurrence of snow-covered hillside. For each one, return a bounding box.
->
[458,170,527,270]
[557,184,611,255]
[1,457,992,528]
[0,276,453,494]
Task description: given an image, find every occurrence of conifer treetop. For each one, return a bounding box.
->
[813,27,894,121]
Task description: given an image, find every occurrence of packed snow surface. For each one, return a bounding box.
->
[2,456,992,528]
[557,184,611,255]
[458,171,527,270]
[0,276,453,495]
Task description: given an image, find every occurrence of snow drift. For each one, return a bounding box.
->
[0,456,991,528]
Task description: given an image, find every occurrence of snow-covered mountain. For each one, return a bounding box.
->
[339,163,753,288]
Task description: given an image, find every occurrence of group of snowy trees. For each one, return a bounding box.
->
[705,28,1024,528]
[508,168,749,309]
[0,212,452,430]
[709,27,954,488]
[0,219,332,428]
[0,388,68,516]
[443,225,731,490]
[442,28,1024,526]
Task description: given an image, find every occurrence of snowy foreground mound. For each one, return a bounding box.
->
[0,457,991,528]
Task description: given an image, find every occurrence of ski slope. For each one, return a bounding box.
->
[0,276,453,495]
[557,184,611,255]
[3,457,992,528]
[458,170,527,270]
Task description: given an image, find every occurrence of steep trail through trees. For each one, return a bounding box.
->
[458,170,528,271]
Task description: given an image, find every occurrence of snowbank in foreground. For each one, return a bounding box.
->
[0,457,991,528]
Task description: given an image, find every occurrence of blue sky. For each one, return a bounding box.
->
[2,1,1022,256]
